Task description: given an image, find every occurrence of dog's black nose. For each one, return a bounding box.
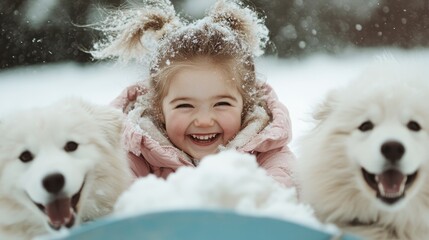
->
[381,141,405,163]
[42,173,65,194]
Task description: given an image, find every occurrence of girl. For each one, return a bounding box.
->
[91,0,296,188]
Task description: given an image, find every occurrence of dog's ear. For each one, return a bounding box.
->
[67,98,124,148]
[313,90,338,122]
[88,103,124,149]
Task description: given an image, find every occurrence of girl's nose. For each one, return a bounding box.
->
[194,112,215,127]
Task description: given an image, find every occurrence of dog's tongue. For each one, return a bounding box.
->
[46,198,73,229]
[377,169,406,197]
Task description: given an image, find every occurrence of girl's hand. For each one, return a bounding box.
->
[126,85,144,102]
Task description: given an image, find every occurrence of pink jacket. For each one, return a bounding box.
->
[111,81,296,188]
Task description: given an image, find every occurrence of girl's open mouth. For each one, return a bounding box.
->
[189,133,220,146]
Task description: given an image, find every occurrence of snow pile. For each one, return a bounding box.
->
[114,149,337,233]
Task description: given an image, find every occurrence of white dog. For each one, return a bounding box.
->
[0,99,132,240]
[297,61,429,239]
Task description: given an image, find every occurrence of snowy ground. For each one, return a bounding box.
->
[2,47,429,151]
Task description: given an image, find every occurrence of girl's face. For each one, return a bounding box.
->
[161,61,243,160]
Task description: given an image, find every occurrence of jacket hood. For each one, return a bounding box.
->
[239,84,292,152]
[113,81,292,167]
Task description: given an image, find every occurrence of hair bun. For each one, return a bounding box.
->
[209,0,269,57]
[91,0,181,63]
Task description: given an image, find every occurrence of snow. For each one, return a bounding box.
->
[0,62,140,113]
[181,0,217,17]
[1,48,429,235]
[316,0,380,21]
[114,150,337,233]
[90,0,180,64]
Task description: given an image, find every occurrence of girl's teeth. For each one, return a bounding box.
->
[192,134,217,140]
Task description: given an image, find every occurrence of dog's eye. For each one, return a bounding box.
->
[407,121,421,131]
[358,121,374,132]
[64,141,79,152]
[19,150,34,163]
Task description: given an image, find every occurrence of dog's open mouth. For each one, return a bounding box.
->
[34,184,83,230]
[362,168,418,204]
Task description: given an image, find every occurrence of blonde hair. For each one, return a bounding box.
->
[91,0,270,125]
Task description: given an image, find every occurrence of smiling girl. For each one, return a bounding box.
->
[91,0,296,188]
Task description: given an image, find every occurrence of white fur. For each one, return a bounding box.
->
[0,98,132,240]
[297,60,429,240]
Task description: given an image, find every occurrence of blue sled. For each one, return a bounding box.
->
[54,210,360,240]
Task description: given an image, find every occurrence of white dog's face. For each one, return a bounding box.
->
[316,65,429,211]
[0,99,121,231]
[345,97,429,210]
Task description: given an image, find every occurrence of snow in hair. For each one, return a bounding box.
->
[90,0,269,63]
[90,0,181,63]
[210,0,269,57]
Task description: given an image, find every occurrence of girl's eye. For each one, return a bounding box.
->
[175,104,193,109]
[214,102,232,107]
